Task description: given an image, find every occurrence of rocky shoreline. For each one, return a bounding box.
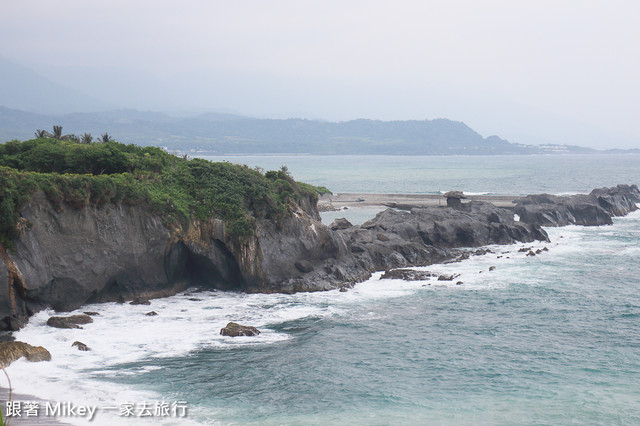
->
[1,184,638,342]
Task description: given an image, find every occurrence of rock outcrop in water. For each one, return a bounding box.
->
[2,184,635,331]
[46,314,94,329]
[0,341,51,367]
[514,184,640,226]
[220,322,261,337]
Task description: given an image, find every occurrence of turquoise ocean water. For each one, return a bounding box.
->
[8,154,640,425]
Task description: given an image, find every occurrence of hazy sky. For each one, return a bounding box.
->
[1,1,639,148]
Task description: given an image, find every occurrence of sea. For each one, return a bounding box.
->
[6,154,640,425]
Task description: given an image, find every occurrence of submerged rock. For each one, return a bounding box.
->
[220,322,261,337]
[145,311,158,316]
[130,297,151,305]
[0,341,51,367]
[47,314,94,329]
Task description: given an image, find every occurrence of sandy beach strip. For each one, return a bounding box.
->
[319,193,523,210]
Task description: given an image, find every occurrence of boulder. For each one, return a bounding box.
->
[444,191,466,209]
[220,322,261,337]
[72,341,90,351]
[130,297,151,305]
[437,274,460,281]
[47,314,94,329]
[380,269,436,281]
[0,341,51,367]
[329,218,353,230]
[376,233,390,242]
[145,311,158,316]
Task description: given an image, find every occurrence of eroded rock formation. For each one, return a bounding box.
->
[1,185,637,331]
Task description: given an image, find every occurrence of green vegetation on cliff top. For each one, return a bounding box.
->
[0,138,330,247]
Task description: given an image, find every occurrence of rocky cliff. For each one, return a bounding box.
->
[0,184,558,331]
[2,183,636,332]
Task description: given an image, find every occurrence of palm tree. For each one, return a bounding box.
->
[66,134,80,143]
[81,133,93,144]
[52,125,63,140]
[99,133,113,143]
[35,129,50,138]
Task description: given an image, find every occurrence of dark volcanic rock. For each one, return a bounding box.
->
[0,341,51,367]
[330,218,353,230]
[145,311,158,316]
[294,260,314,273]
[1,183,635,332]
[130,297,151,305]
[380,269,436,281]
[515,184,640,227]
[444,190,466,210]
[437,274,460,281]
[220,322,261,337]
[348,202,548,250]
[83,311,100,316]
[47,314,93,329]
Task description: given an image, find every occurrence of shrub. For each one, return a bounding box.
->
[0,138,328,245]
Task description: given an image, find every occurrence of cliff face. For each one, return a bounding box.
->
[0,190,360,330]
[8,185,636,331]
[0,192,178,329]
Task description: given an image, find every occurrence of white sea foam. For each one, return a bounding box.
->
[6,239,560,426]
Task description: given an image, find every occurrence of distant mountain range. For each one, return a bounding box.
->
[2,56,639,153]
[1,106,626,155]
[0,57,111,114]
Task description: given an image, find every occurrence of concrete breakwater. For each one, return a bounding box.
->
[319,193,524,209]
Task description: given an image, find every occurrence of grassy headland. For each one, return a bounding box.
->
[0,138,330,247]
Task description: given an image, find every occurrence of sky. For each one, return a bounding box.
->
[1,0,639,149]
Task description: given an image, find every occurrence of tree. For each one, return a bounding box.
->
[81,133,93,144]
[35,129,50,138]
[99,133,113,143]
[52,125,63,140]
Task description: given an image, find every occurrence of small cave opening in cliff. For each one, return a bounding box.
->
[183,241,246,291]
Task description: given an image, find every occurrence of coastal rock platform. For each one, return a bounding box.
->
[1,184,638,331]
